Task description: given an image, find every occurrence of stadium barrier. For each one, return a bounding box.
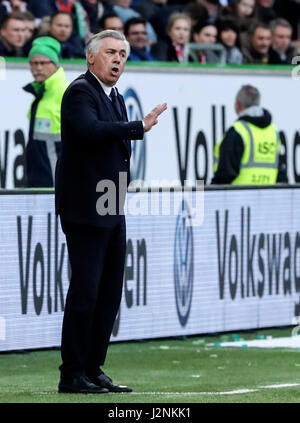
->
[0,60,299,189]
[0,185,299,351]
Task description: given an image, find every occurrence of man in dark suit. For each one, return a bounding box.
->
[55,29,167,394]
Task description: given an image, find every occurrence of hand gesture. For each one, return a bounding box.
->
[143,103,167,132]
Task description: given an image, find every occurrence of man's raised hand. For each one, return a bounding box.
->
[143,103,167,132]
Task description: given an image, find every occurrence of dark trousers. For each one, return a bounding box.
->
[59,217,126,379]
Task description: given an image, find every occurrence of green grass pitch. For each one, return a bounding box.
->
[0,327,299,403]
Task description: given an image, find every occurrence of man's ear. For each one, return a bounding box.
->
[234,100,240,115]
[87,52,95,66]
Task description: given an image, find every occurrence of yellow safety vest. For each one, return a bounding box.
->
[214,120,280,185]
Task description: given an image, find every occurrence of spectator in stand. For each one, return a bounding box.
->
[124,17,156,61]
[269,18,294,64]
[255,0,277,24]
[192,21,218,45]
[27,0,73,19]
[241,21,272,64]
[113,0,157,44]
[184,3,209,28]
[0,0,28,14]
[190,21,219,63]
[80,0,104,35]
[36,16,51,36]
[26,1,88,42]
[27,0,93,41]
[216,17,243,64]
[220,0,256,33]
[197,0,220,23]
[147,0,183,42]
[151,12,191,62]
[133,0,168,22]
[0,11,26,56]
[99,13,124,32]
[48,11,85,58]
[73,1,116,36]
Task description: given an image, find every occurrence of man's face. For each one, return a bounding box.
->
[126,23,148,49]
[50,14,72,42]
[104,17,124,33]
[193,25,217,44]
[169,18,191,45]
[88,37,127,87]
[0,18,26,47]
[29,54,58,82]
[272,25,292,53]
[251,27,272,54]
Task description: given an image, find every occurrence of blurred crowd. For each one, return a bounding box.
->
[0,0,299,65]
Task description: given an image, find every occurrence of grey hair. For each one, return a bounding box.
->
[270,18,292,34]
[86,30,130,66]
[236,85,261,108]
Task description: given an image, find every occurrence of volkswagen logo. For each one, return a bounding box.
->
[174,200,194,327]
[124,88,146,183]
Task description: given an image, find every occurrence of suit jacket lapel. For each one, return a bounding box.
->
[116,88,132,158]
[85,71,131,157]
[85,71,121,123]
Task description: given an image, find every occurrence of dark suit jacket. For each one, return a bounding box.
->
[268,46,294,65]
[55,70,144,227]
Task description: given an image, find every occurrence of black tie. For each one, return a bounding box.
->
[110,87,123,120]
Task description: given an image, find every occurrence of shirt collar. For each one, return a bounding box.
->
[239,105,264,118]
[90,71,115,97]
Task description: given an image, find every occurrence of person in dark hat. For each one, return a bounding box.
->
[215,16,243,64]
[190,20,219,63]
[23,36,69,187]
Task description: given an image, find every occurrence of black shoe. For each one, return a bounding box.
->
[89,371,132,393]
[58,375,109,394]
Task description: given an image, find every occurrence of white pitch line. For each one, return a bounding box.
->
[2,383,299,397]
[129,390,258,395]
[217,389,258,395]
[129,383,300,396]
[260,383,300,389]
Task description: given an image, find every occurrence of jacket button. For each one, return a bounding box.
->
[125,159,128,162]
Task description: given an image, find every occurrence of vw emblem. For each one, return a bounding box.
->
[174,200,194,327]
[124,88,146,183]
